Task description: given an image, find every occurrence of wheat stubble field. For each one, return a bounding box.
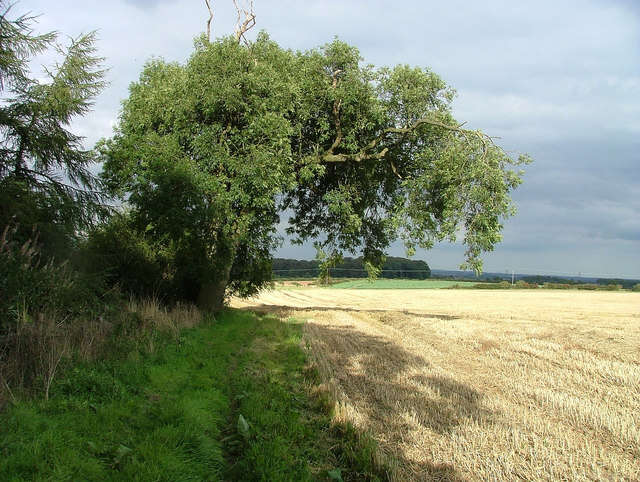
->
[232,288,640,481]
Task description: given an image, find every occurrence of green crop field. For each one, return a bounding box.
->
[329,278,484,289]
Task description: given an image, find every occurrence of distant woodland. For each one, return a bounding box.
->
[272,256,431,279]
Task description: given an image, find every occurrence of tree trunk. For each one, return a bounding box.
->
[197,278,228,312]
[197,242,236,312]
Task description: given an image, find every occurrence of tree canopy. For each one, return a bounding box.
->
[101,33,528,310]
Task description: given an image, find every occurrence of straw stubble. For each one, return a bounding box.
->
[233,289,640,481]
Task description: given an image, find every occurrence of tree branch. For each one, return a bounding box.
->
[233,0,256,45]
[204,0,214,42]
[14,112,37,172]
[390,159,402,179]
[318,115,495,165]
[327,69,343,154]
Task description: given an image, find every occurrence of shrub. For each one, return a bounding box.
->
[543,282,573,290]
[599,284,622,291]
[81,214,172,301]
[0,226,107,328]
[83,212,267,304]
[579,283,599,290]
[1,224,204,403]
[472,281,511,289]
[0,225,116,399]
[515,280,538,289]
[632,283,640,292]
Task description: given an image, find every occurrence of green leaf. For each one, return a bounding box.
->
[237,414,250,439]
[327,468,344,481]
[115,444,132,460]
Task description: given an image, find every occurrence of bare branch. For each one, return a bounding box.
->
[204,0,214,42]
[232,0,256,45]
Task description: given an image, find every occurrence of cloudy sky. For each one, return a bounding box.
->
[18,0,640,278]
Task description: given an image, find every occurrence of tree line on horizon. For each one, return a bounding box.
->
[272,256,431,279]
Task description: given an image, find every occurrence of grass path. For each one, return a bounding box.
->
[0,310,384,481]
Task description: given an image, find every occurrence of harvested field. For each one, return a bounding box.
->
[233,288,640,481]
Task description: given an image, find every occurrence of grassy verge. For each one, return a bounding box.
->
[0,310,387,481]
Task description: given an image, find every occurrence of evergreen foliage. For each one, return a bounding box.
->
[0,0,106,256]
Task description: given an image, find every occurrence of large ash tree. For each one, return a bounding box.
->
[101,33,528,310]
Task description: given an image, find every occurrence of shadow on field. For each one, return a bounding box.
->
[305,322,493,481]
[244,304,460,321]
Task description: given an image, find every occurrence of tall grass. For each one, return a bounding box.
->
[0,225,202,405]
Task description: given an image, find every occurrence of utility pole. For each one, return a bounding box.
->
[511,270,515,286]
